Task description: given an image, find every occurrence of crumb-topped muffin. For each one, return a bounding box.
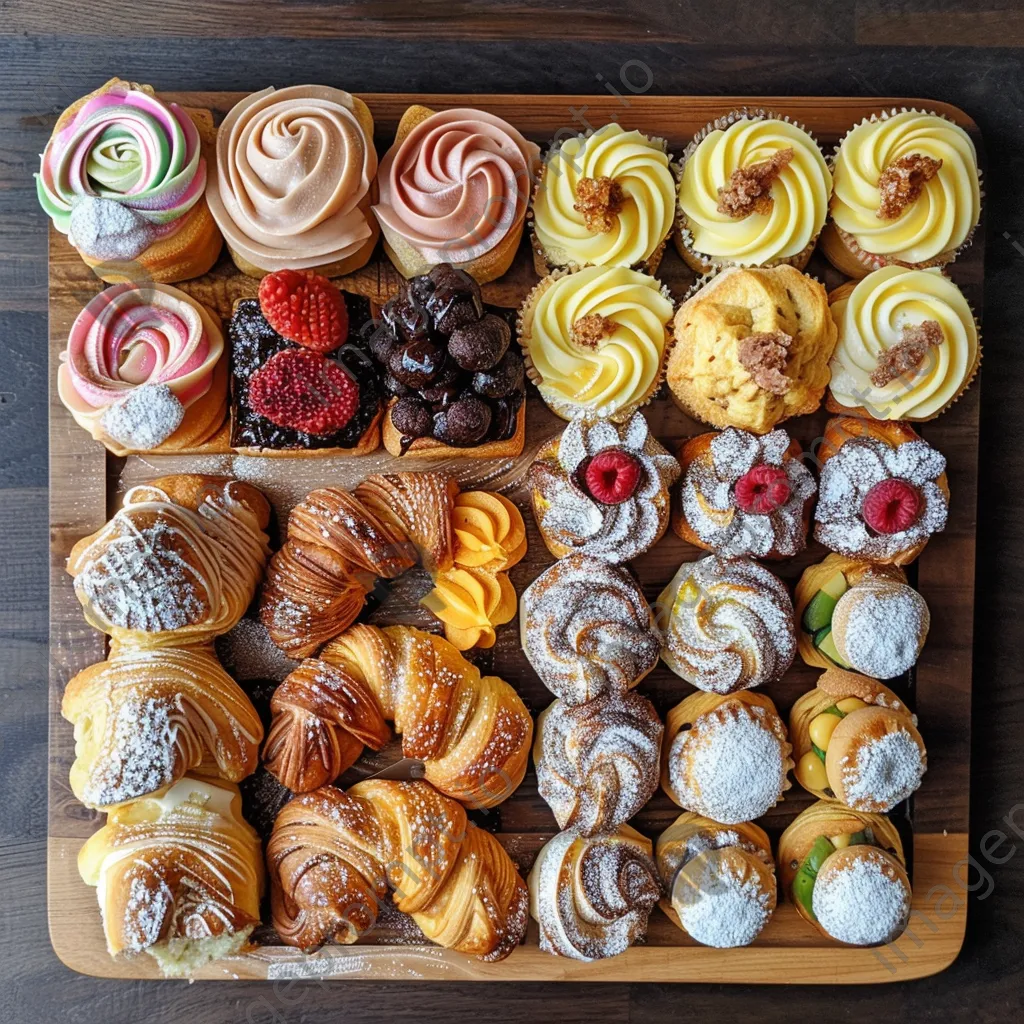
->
[666,265,837,434]
[675,112,832,272]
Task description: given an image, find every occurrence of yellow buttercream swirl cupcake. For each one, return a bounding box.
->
[676,113,832,272]
[827,266,979,422]
[531,123,675,271]
[822,109,981,277]
[519,265,674,422]
[422,567,517,650]
[451,491,528,571]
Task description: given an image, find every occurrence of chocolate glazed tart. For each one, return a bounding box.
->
[229,294,383,457]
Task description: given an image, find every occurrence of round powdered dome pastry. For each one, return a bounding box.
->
[534,691,663,836]
[790,669,927,813]
[373,105,540,283]
[666,265,837,434]
[529,411,681,564]
[656,555,796,694]
[674,426,816,559]
[58,283,227,454]
[518,265,674,422]
[676,112,832,272]
[794,554,930,676]
[208,85,378,276]
[528,825,662,961]
[662,690,793,824]
[827,266,980,422]
[520,553,660,705]
[823,109,981,277]
[814,417,949,566]
[656,813,777,948]
[532,123,676,271]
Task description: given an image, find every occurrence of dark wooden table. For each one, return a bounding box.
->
[3,2,1023,1020]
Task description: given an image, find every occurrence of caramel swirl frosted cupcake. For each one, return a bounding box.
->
[373,105,540,284]
[821,109,982,277]
[209,85,378,277]
[827,265,980,422]
[531,123,675,272]
[519,265,674,422]
[675,112,832,273]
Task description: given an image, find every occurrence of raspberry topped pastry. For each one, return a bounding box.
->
[674,427,816,559]
[229,270,382,455]
[529,411,681,564]
[814,417,949,565]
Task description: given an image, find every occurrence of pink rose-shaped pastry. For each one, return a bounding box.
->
[58,283,225,452]
[208,85,378,275]
[373,106,539,281]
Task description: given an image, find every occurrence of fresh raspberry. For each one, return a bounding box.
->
[582,449,643,505]
[734,464,792,514]
[258,270,349,352]
[861,478,922,534]
[248,349,359,435]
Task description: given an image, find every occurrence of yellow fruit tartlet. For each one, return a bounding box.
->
[675,112,832,272]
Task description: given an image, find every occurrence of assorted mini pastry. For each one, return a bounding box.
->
[666,265,838,434]
[778,799,911,946]
[675,111,832,272]
[814,416,949,565]
[78,776,264,977]
[518,265,674,422]
[827,265,980,421]
[662,690,793,824]
[263,624,533,807]
[229,269,382,455]
[260,472,522,656]
[208,85,379,277]
[58,283,228,455]
[520,553,661,705]
[531,122,676,272]
[657,555,796,694]
[534,690,663,836]
[656,812,777,948]
[373,104,539,283]
[790,668,927,812]
[36,77,221,283]
[529,411,681,563]
[673,426,816,559]
[268,780,529,961]
[370,264,526,457]
[795,554,930,676]
[528,825,662,961]
[821,109,982,278]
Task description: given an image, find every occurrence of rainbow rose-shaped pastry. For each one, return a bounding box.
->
[57,283,227,453]
[35,78,221,282]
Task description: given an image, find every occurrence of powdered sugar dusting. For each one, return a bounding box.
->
[812,852,910,945]
[675,856,773,948]
[841,728,925,810]
[217,617,301,682]
[101,382,185,450]
[834,582,928,677]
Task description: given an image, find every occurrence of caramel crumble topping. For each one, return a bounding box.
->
[737,330,793,395]
[571,313,616,348]
[573,176,626,233]
[877,153,943,220]
[870,319,945,387]
[716,147,794,218]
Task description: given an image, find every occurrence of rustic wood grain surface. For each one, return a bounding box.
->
[3,1,1024,1020]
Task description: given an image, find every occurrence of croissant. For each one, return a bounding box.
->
[267,780,528,961]
[68,475,271,649]
[63,644,263,809]
[78,776,263,977]
[534,691,662,836]
[528,825,662,961]
[263,624,533,808]
[656,812,776,948]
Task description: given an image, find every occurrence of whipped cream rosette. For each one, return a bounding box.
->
[208,85,378,275]
[58,283,226,452]
[373,106,540,281]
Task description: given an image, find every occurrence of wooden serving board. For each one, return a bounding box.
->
[48,93,980,983]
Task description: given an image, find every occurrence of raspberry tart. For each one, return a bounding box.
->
[673,426,816,559]
[229,270,382,456]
